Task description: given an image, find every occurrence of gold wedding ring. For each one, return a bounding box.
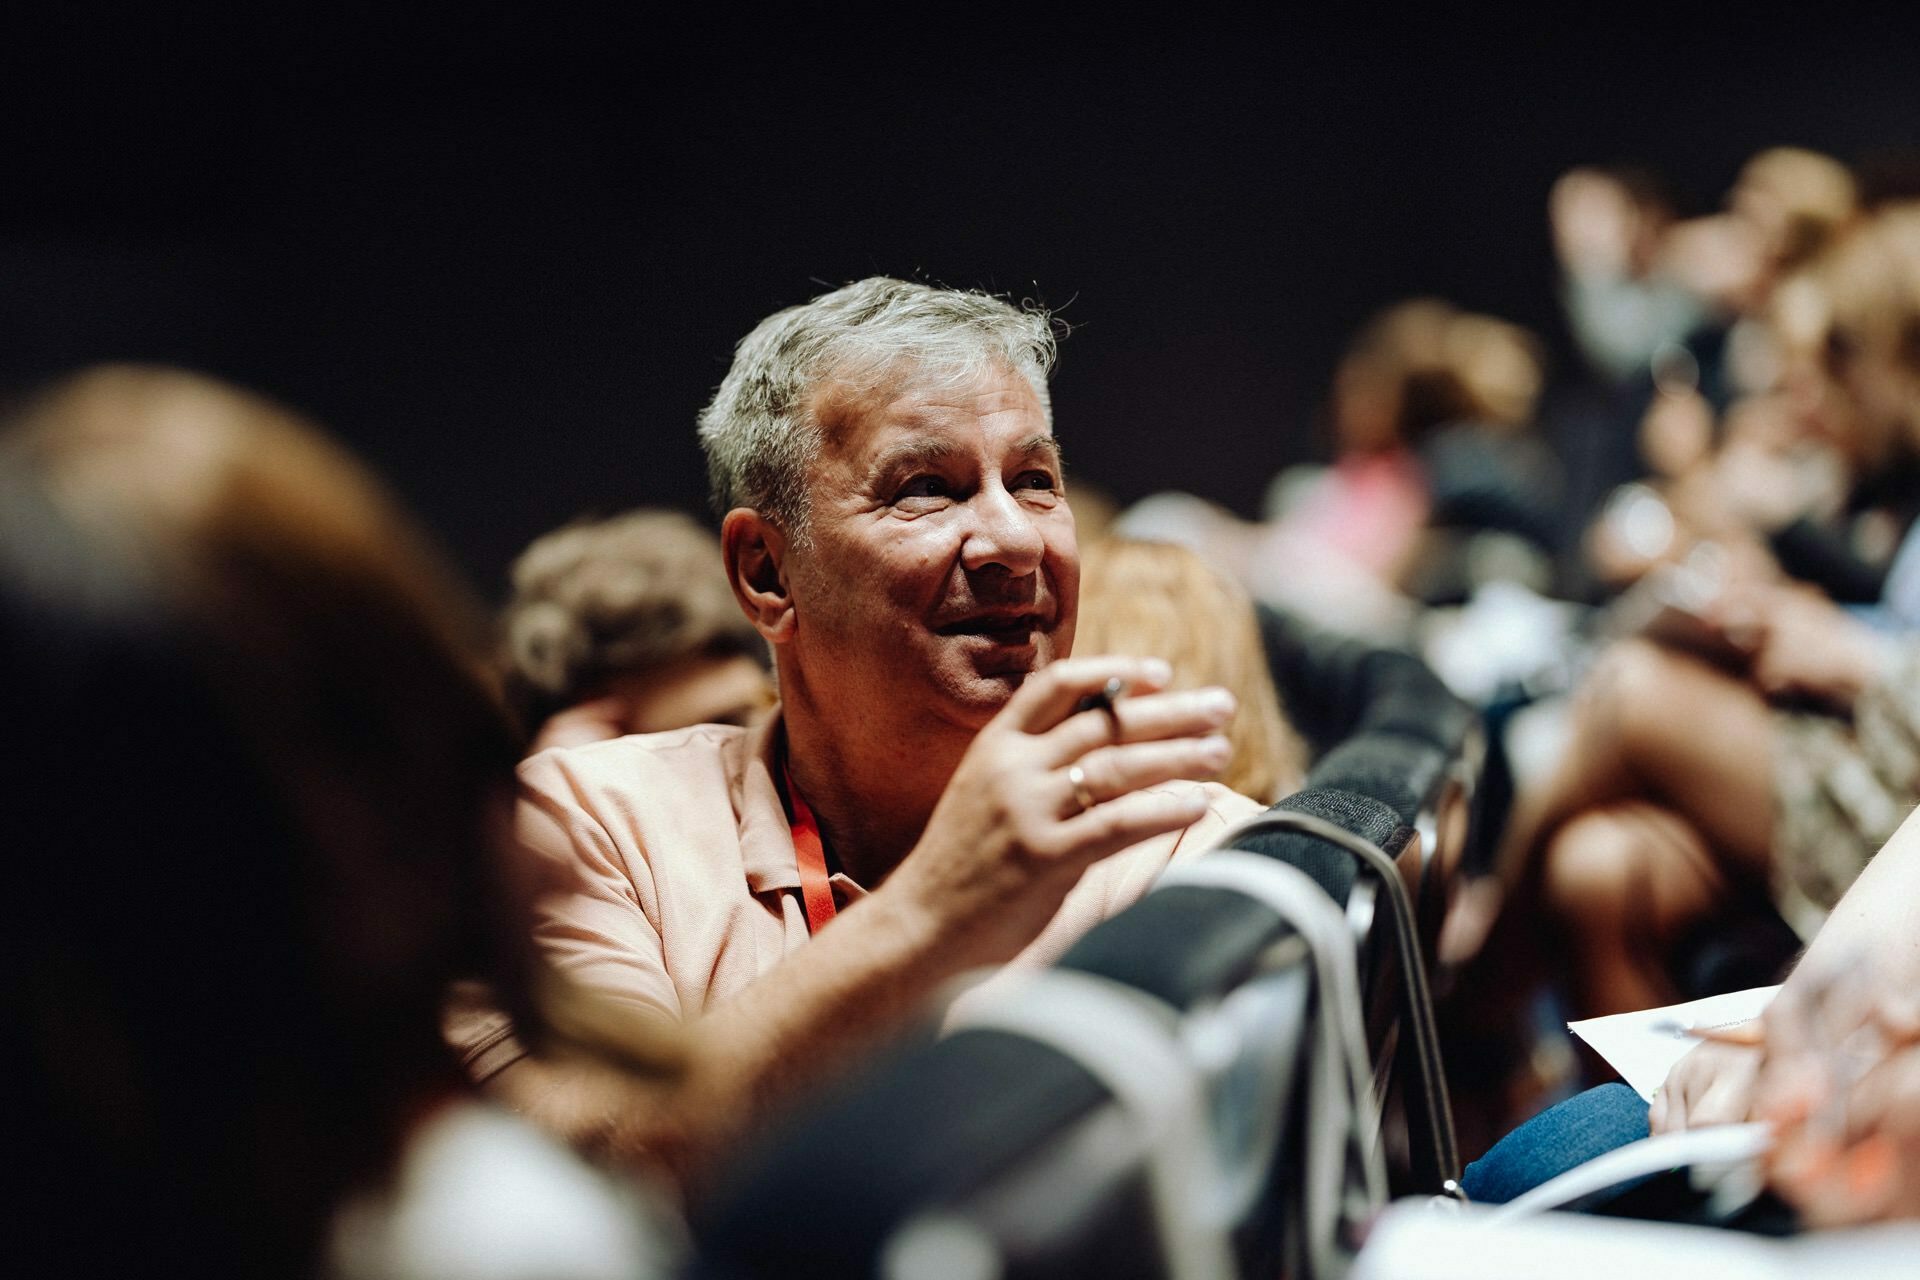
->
[1067,764,1096,814]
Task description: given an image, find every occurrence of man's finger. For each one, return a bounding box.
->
[1050,786,1212,868]
[1039,686,1237,764]
[1003,655,1172,734]
[1055,737,1231,815]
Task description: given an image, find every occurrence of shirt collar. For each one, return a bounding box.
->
[735,706,872,906]
[737,705,800,896]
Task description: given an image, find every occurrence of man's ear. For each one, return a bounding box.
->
[721,508,796,643]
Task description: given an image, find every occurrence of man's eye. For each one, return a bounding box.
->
[897,475,952,501]
[1016,470,1060,493]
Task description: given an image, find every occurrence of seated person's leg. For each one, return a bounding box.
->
[1543,801,1730,1019]
[1461,1083,1650,1205]
[1500,639,1775,889]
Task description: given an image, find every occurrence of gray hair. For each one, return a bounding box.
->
[697,277,1059,533]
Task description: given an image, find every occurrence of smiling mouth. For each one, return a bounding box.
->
[937,613,1043,644]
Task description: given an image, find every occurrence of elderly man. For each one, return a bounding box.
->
[463,278,1259,1181]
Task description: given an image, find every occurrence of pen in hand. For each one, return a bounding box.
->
[1648,1018,1765,1045]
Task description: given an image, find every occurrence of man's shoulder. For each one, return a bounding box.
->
[518,723,754,793]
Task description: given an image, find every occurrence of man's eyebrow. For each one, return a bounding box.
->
[1014,435,1065,468]
[866,437,963,479]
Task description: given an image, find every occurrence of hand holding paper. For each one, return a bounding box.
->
[1754,959,1920,1226]
[1569,984,1779,1104]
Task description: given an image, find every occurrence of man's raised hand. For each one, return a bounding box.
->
[884,655,1235,968]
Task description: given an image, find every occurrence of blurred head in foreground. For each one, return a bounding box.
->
[502,508,773,752]
[1073,538,1304,803]
[0,367,600,1273]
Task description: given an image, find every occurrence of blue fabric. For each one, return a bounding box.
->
[1461,1083,1650,1205]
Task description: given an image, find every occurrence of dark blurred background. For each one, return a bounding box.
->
[6,10,1919,596]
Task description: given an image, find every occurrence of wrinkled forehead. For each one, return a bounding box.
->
[805,356,1051,460]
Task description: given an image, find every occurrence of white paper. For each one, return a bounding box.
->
[1567,984,1780,1101]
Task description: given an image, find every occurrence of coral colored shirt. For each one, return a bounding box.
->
[448,710,1259,1082]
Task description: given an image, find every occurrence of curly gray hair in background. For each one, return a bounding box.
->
[696,277,1059,536]
[500,508,767,728]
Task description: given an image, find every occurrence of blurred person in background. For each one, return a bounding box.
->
[1488,204,1920,1026]
[501,508,774,753]
[1550,150,1859,583]
[1278,298,1558,595]
[1581,148,1866,591]
[1075,537,1307,804]
[1551,164,1703,388]
[1407,309,1564,601]
[1122,299,1558,638]
[1666,147,1859,340]
[0,367,677,1278]
[1544,162,1702,559]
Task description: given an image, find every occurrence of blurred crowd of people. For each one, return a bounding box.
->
[12,142,1920,1273]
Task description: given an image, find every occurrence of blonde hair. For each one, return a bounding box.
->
[1074,539,1306,803]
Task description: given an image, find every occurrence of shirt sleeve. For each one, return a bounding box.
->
[515,752,684,1025]
[443,754,687,1084]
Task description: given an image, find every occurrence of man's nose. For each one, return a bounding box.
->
[960,482,1046,575]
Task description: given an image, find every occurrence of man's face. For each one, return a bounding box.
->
[781,363,1077,733]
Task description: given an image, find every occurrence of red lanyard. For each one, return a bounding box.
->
[782,755,837,935]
